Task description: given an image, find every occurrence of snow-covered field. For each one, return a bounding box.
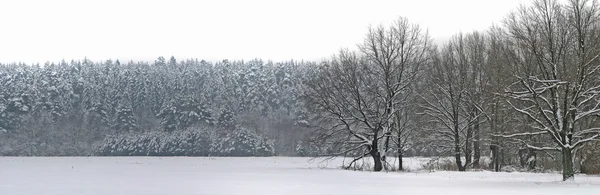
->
[1,157,598,195]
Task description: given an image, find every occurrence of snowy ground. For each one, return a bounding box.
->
[1,157,598,195]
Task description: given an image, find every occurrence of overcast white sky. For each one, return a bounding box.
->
[0,0,526,64]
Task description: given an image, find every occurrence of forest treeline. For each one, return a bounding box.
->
[0,57,314,156]
[1,0,600,181]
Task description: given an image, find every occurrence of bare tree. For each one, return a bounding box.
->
[484,26,519,172]
[463,32,488,169]
[501,0,600,180]
[358,17,431,171]
[390,87,423,171]
[304,17,430,171]
[304,51,387,171]
[421,34,477,171]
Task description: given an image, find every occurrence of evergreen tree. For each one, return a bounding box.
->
[157,99,179,132]
[157,97,212,132]
[217,107,236,130]
[0,65,33,132]
[168,56,177,67]
[113,103,138,133]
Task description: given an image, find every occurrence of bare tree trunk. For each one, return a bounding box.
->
[454,129,465,171]
[371,150,383,172]
[473,114,481,168]
[465,115,473,169]
[498,111,506,171]
[398,148,403,171]
[371,135,383,172]
[489,103,500,172]
[527,149,536,170]
[382,132,391,170]
[398,132,404,171]
[500,146,506,170]
[518,148,526,168]
[491,144,500,172]
[562,147,574,181]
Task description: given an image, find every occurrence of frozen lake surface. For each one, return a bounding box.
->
[1,157,598,195]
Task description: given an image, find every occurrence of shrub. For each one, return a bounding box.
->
[95,127,275,157]
[210,127,275,156]
[95,130,210,156]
